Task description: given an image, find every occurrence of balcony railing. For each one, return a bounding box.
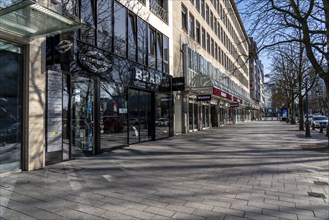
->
[150,0,168,23]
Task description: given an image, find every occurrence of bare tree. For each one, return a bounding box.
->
[237,0,329,142]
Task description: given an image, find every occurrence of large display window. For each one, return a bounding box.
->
[0,41,23,173]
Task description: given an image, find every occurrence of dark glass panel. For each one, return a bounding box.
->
[0,42,23,173]
[137,18,147,65]
[62,0,79,17]
[156,33,163,71]
[163,36,169,73]
[128,14,137,61]
[114,2,127,57]
[155,93,170,139]
[97,0,113,51]
[139,90,152,142]
[100,81,127,149]
[128,89,139,144]
[148,27,156,69]
[80,0,96,45]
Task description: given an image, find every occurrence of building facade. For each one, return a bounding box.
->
[0,0,174,173]
[172,0,250,134]
[248,37,264,119]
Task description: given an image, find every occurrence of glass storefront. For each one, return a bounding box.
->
[100,81,128,149]
[0,40,23,173]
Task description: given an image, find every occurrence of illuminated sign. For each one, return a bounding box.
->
[135,67,162,85]
[197,95,211,101]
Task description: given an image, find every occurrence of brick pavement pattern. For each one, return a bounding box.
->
[1,121,329,220]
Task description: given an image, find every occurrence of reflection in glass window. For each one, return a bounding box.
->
[163,36,169,73]
[137,18,147,65]
[80,0,96,45]
[196,21,200,44]
[189,13,195,39]
[114,2,127,57]
[100,82,127,149]
[201,0,205,18]
[201,28,205,49]
[181,4,188,31]
[97,0,113,51]
[62,0,79,17]
[156,33,163,71]
[148,27,156,69]
[155,93,170,139]
[128,14,137,61]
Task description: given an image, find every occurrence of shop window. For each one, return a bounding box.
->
[148,27,156,69]
[137,18,147,65]
[80,0,96,45]
[181,4,188,32]
[196,21,200,44]
[97,0,113,51]
[189,13,195,39]
[156,33,163,71]
[163,36,169,73]
[155,93,171,139]
[128,13,137,61]
[114,2,127,57]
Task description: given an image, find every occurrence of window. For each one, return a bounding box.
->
[114,2,127,57]
[210,11,213,29]
[201,28,206,49]
[148,27,156,69]
[196,21,200,44]
[207,33,210,53]
[128,14,137,61]
[214,17,217,34]
[215,43,218,60]
[200,0,205,18]
[163,35,169,73]
[190,0,194,5]
[80,0,96,45]
[195,0,200,12]
[181,4,188,31]
[156,33,163,71]
[211,38,214,57]
[189,13,195,39]
[137,17,147,65]
[205,4,209,24]
[97,0,113,51]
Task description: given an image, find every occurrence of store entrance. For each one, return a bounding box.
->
[128,89,152,144]
[71,76,95,157]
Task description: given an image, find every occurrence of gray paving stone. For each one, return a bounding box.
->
[192,208,225,220]
[172,211,205,220]
[262,208,298,220]
[165,204,195,214]
[124,209,158,219]
[144,206,176,217]
[184,201,214,211]
[244,211,280,220]
[212,206,245,218]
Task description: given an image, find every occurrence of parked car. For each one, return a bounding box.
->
[155,118,169,127]
[311,116,328,129]
[103,116,126,133]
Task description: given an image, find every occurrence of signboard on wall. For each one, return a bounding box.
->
[47,70,63,152]
[172,77,185,91]
[197,95,212,101]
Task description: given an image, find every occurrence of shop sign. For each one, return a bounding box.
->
[78,51,111,74]
[233,96,243,104]
[213,87,231,100]
[197,94,212,101]
[56,40,72,54]
[47,70,63,152]
[172,77,185,91]
[230,103,239,107]
[135,67,162,85]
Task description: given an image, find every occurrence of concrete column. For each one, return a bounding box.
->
[27,37,46,171]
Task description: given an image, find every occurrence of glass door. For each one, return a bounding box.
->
[71,76,94,156]
[0,41,23,173]
[99,82,127,149]
[128,89,152,144]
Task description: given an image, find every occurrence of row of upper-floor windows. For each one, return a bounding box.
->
[187,0,248,61]
[182,3,248,81]
[64,0,169,73]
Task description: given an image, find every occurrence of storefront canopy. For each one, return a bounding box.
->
[189,74,231,94]
[0,0,81,38]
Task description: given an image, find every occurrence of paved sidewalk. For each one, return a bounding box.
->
[1,121,328,220]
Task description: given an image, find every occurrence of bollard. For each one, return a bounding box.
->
[319,126,324,133]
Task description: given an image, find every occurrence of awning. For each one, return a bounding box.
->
[0,0,81,38]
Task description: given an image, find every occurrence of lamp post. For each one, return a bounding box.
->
[305,82,311,137]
